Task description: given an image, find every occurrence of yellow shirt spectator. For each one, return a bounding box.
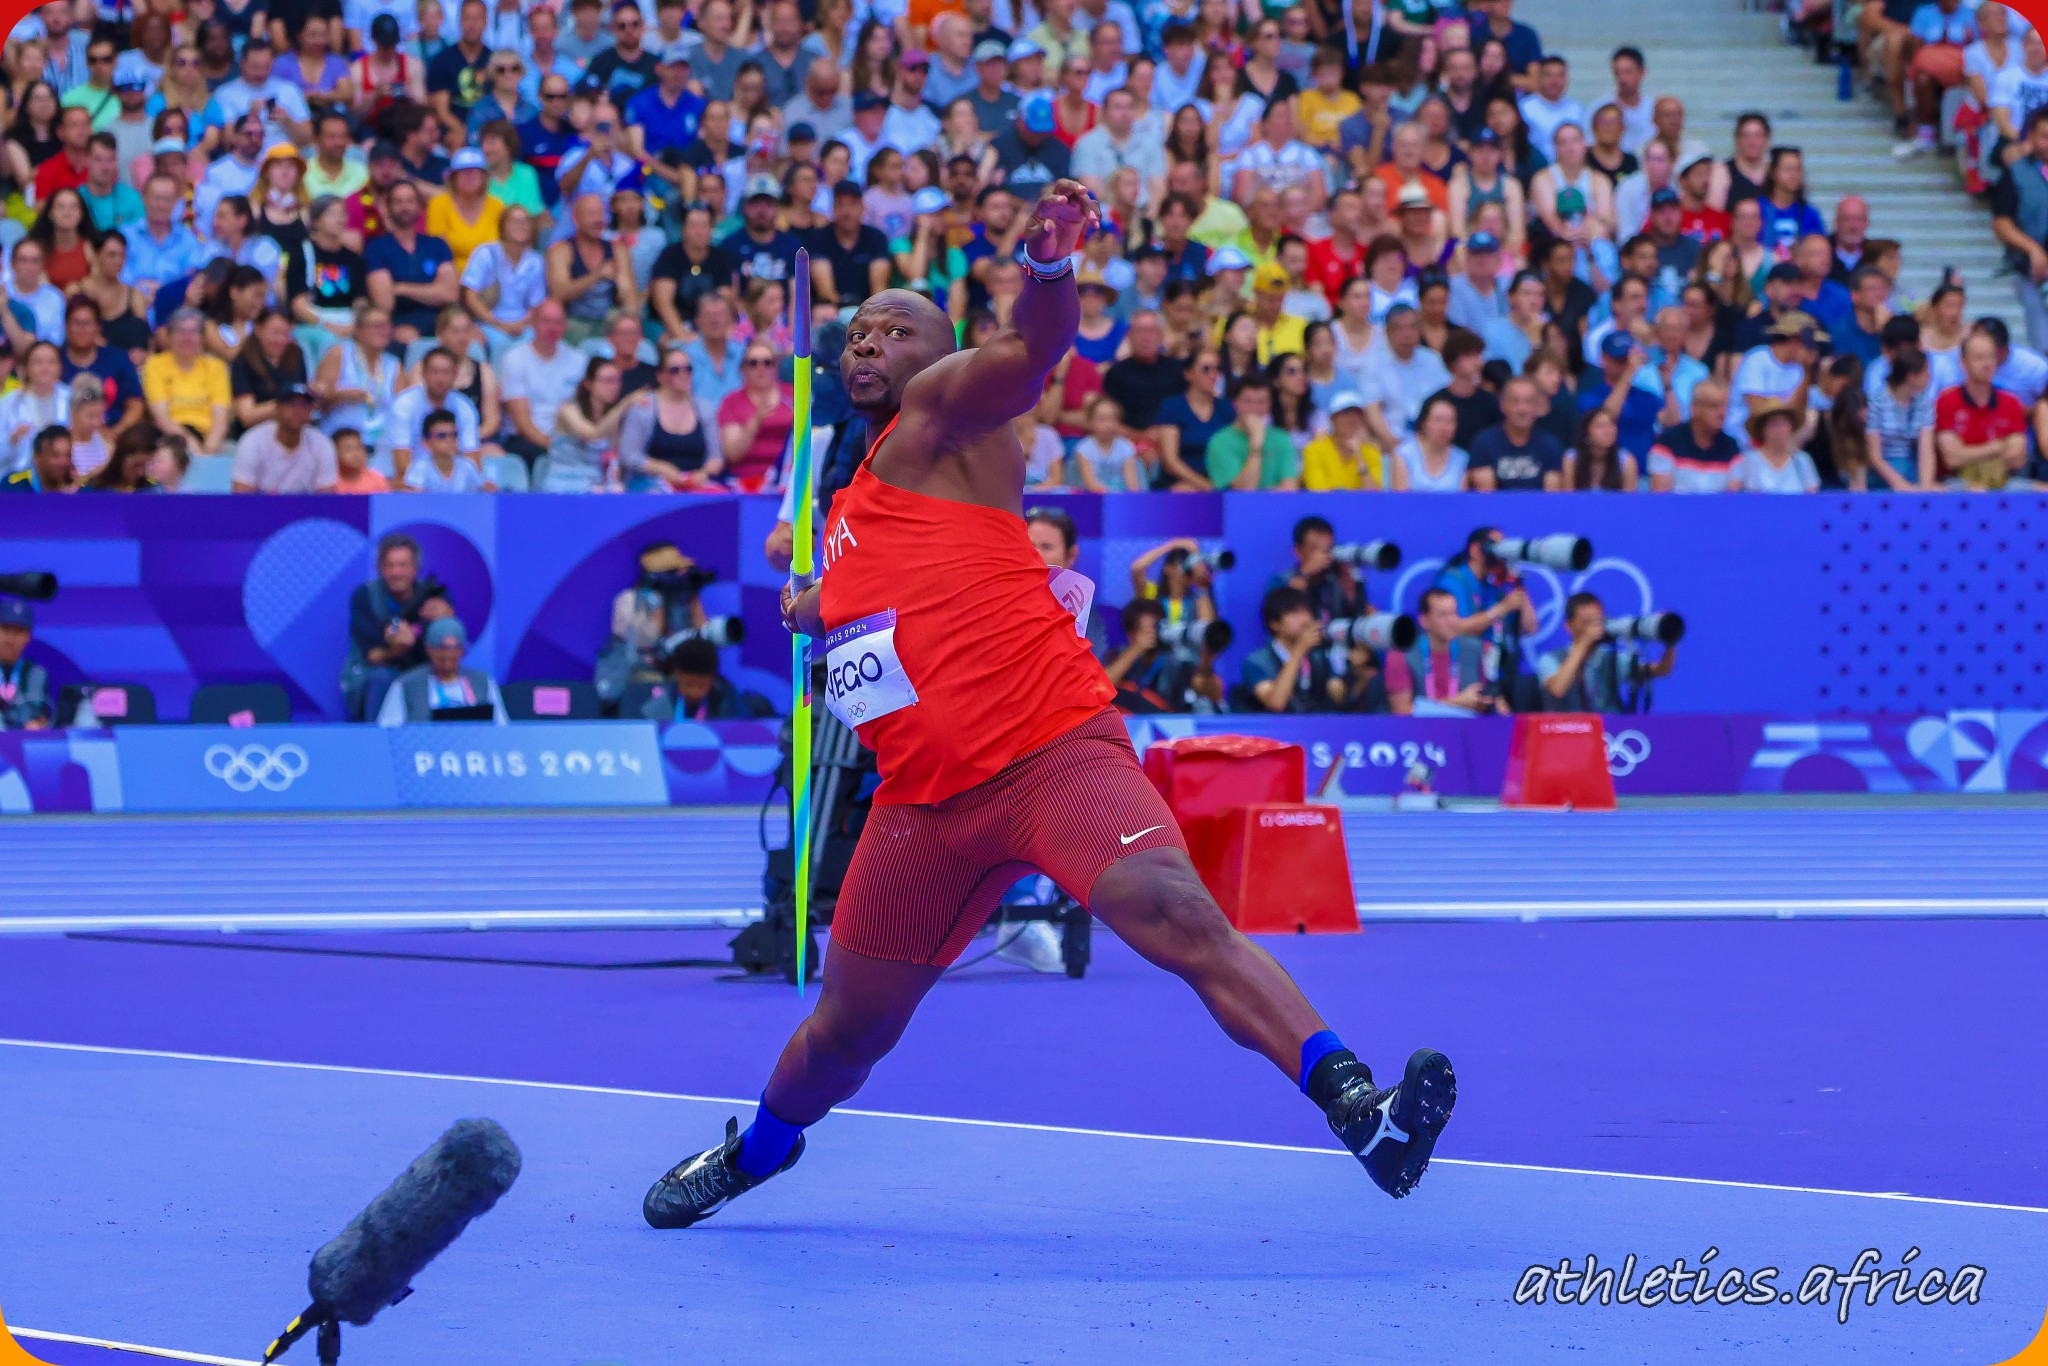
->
[142,352,231,435]
[425,192,505,276]
[1302,433,1387,490]
[1298,86,1362,150]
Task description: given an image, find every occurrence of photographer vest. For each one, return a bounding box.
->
[397,665,496,721]
[1400,636,1488,702]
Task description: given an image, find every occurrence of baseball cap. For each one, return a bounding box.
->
[1006,37,1044,62]
[1251,261,1289,294]
[1680,151,1715,175]
[973,38,1007,62]
[278,382,315,404]
[1765,261,1804,285]
[449,147,487,173]
[658,40,694,65]
[787,120,817,143]
[1599,330,1637,361]
[112,51,150,89]
[1327,390,1366,416]
[369,140,404,164]
[853,90,888,112]
[1467,230,1501,254]
[1650,186,1681,208]
[899,48,930,69]
[424,618,468,649]
[151,136,185,156]
[1020,90,1055,134]
[1206,245,1251,275]
[744,172,782,201]
[1472,127,1501,147]
[911,186,949,215]
[0,598,32,630]
[1395,182,1433,212]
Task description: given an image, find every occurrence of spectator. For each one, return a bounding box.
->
[1362,305,1450,442]
[1891,0,1979,158]
[0,597,53,730]
[58,297,143,434]
[0,343,69,474]
[1395,394,1469,491]
[332,428,388,492]
[540,355,630,492]
[1728,311,1822,442]
[684,293,747,409]
[347,534,440,717]
[370,181,465,349]
[1578,331,1672,467]
[1386,587,1499,716]
[1933,331,2030,488]
[495,299,587,467]
[1071,394,1142,491]
[232,383,339,492]
[285,196,370,362]
[230,309,313,433]
[716,341,795,491]
[547,192,639,345]
[1562,407,1639,491]
[1733,400,1821,493]
[1538,591,1675,714]
[142,311,232,453]
[1241,585,1340,714]
[388,347,485,477]
[1648,379,1741,492]
[1467,375,1562,490]
[1425,331,1502,450]
[1993,107,2048,348]
[1,423,78,492]
[1865,346,1935,490]
[460,204,547,358]
[1203,373,1300,490]
[1518,54,1587,162]
[405,405,494,491]
[376,616,508,724]
[314,305,403,464]
[66,376,109,479]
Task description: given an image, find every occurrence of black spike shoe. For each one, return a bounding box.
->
[1326,1048,1456,1199]
[643,1117,804,1228]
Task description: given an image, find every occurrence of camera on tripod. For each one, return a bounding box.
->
[1326,611,1417,653]
[1330,540,1402,571]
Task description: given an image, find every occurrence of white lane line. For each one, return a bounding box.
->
[0,910,760,935]
[10,1326,259,1365]
[0,1037,2041,1217]
[1354,897,2048,920]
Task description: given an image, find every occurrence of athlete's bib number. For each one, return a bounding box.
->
[821,608,919,729]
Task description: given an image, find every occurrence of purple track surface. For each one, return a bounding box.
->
[1,919,2045,1363]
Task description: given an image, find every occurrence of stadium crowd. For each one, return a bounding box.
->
[0,0,2038,499]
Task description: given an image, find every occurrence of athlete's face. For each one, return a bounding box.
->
[842,291,953,414]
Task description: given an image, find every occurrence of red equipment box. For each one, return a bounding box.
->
[1500,713,1617,810]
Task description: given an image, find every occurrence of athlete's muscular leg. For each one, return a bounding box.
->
[759,941,945,1125]
[1087,846,1326,1077]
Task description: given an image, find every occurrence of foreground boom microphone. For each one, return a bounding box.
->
[0,572,57,601]
[263,1119,521,1364]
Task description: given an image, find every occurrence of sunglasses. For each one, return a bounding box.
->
[663,362,691,375]
[426,428,457,440]
[744,357,777,368]
[541,87,569,98]
[175,55,199,65]
[492,63,523,74]
[88,52,115,63]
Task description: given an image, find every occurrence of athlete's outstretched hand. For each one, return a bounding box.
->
[782,580,824,637]
[1023,180,1100,264]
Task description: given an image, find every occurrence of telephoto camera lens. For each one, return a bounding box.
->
[1330,541,1401,571]
[1605,611,1685,645]
[1494,534,1593,572]
[1325,612,1417,652]
[1156,619,1234,654]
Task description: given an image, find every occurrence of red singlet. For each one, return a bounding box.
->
[818,416,1115,805]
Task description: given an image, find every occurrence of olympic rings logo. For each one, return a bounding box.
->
[1606,730,1651,778]
[204,743,311,792]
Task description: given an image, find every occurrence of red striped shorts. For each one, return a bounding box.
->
[830,708,1188,966]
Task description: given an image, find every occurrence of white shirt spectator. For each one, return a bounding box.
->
[1152,55,1205,112]
[460,242,549,327]
[388,386,483,459]
[206,78,312,149]
[1517,92,1588,162]
[1071,125,1169,203]
[551,146,642,235]
[1074,0,1142,53]
[1233,138,1322,196]
[499,338,589,435]
[1965,33,2023,107]
[1731,447,1820,493]
[1082,62,1128,104]
[7,278,66,344]
[1727,345,1810,439]
[0,385,68,474]
[882,101,944,156]
[1989,60,2048,132]
[841,125,889,183]
[231,420,338,492]
[404,453,490,491]
[1609,90,1656,155]
[1996,343,2048,404]
[1363,344,1451,438]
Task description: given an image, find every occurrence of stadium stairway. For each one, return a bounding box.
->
[1519,0,2023,330]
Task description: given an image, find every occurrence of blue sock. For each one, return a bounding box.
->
[735,1095,807,1178]
[1297,1030,1347,1094]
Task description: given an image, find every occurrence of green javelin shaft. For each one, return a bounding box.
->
[789,250,815,995]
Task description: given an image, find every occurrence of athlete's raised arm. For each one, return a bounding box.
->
[907,180,1099,428]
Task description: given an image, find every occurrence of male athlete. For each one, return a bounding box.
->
[643,181,1455,1228]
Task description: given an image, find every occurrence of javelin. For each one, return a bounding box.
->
[789,250,815,995]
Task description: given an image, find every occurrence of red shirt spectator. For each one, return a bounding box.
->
[1305,234,1364,309]
[1680,205,1730,244]
[34,146,89,204]
[1933,380,2027,483]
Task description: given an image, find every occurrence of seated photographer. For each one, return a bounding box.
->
[1239,586,1343,714]
[1275,515,1368,624]
[1025,507,1109,661]
[639,636,749,722]
[1435,527,1538,643]
[596,542,709,706]
[0,598,53,731]
[1106,599,1226,715]
[1386,588,1505,716]
[375,617,509,726]
[1127,537,1217,627]
[342,532,453,721]
[1537,592,1675,714]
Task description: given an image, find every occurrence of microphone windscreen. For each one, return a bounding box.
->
[308,1118,521,1325]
